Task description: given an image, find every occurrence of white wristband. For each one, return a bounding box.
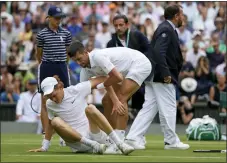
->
[41,139,50,151]
[97,83,105,89]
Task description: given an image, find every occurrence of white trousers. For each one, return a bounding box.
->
[126,81,180,144]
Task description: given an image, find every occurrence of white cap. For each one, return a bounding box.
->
[181,77,197,93]
[41,77,58,96]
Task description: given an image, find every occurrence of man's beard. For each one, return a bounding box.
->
[177,20,183,28]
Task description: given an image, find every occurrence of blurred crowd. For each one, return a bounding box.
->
[1,1,226,124]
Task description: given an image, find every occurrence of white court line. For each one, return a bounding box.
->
[4,154,225,159]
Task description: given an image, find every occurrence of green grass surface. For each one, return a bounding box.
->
[1,134,226,162]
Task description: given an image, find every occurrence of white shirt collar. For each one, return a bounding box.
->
[167,20,176,30]
[88,51,95,68]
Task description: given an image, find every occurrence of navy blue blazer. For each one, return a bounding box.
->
[148,20,183,85]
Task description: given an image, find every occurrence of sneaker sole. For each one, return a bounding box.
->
[164,146,190,150]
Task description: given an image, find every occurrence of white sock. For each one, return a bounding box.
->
[90,131,107,144]
[80,136,98,148]
[114,129,125,141]
[109,130,122,146]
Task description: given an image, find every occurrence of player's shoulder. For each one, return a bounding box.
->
[46,99,55,108]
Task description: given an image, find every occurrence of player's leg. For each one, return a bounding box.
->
[102,83,121,128]
[112,78,140,139]
[51,117,106,154]
[114,58,152,139]
[102,93,115,128]
[126,82,158,149]
[152,83,189,149]
[85,104,134,155]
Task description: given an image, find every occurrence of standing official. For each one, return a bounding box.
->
[36,6,72,135]
[126,5,190,150]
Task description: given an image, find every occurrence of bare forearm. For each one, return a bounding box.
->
[44,120,54,141]
[103,75,123,87]
[105,86,119,103]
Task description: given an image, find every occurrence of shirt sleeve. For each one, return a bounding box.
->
[93,53,115,74]
[65,31,72,46]
[72,81,92,98]
[36,32,44,48]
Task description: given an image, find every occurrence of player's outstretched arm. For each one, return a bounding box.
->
[103,68,123,87]
[28,120,54,152]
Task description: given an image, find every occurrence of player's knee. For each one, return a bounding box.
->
[51,117,63,128]
[85,104,97,116]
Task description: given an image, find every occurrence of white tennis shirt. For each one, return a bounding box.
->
[80,47,147,82]
[46,81,91,133]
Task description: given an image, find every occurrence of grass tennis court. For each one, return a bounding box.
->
[1,134,226,162]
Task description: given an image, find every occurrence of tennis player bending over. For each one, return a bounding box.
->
[29,75,134,155]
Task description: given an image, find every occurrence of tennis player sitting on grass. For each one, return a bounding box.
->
[29,75,134,155]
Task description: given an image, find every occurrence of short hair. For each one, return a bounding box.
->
[164,4,182,20]
[113,14,128,24]
[68,41,85,58]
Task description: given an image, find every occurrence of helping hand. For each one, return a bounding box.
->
[111,100,126,116]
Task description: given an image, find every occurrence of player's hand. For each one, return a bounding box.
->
[164,76,171,84]
[111,100,126,115]
[28,147,46,152]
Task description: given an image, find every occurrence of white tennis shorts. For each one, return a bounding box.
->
[126,57,152,86]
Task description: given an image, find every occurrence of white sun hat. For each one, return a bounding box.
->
[41,77,58,96]
[181,77,198,93]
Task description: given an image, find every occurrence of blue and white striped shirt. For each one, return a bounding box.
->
[36,26,72,62]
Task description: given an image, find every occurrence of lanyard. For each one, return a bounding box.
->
[116,29,130,47]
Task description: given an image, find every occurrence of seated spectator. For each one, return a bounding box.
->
[186,41,206,68]
[16,79,41,122]
[206,41,224,72]
[13,76,23,95]
[212,17,225,42]
[186,30,206,51]
[206,32,226,55]
[85,41,95,52]
[67,15,82,37]
[95,22,111,48]
[191,56,213,104]
[0,84,19,103]
[177,96,195,125]
[177,18,192,46]
[209,62,227,113]
[1,19,18,48]
[82,31,102,49]
[85,3,102,24]
[14,63,35,91]
[18,22,33,42]
[1,64,13,92]
[7,41,24,65]
[7,55,18,76]
[74,22,89,42]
